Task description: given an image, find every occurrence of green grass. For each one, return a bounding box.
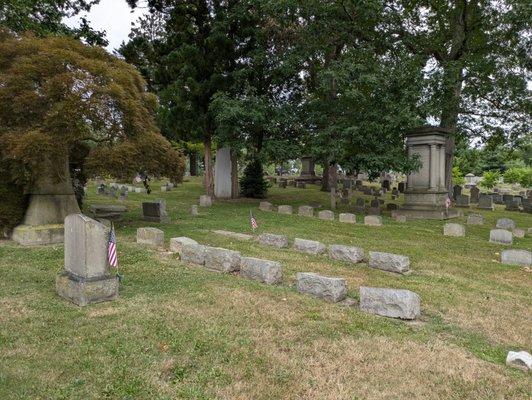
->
[1,177,531,399]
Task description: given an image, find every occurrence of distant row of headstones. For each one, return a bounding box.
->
[453,185,532,213]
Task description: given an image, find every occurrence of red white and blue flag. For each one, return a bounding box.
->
[445,197,452,209]
[250,210,258,231]
[108,224,118,268]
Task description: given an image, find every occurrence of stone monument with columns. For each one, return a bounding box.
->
[398,126,460,219]
[297,156,320,183]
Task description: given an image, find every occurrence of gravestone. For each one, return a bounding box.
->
[489,229,513,245]
[452,185,462,200]
[343,179,352,189]
[506,351,532,372]
[501,250,531,267]
[190,205,199,216]
[492,193,503,204]
[339,213,356,224]
[137,227,164,247]
[278,181,287,189]
[505,199,520,211]
[367,206,381,216]
[181,243,206,265]
[259,201,273,212]
[278,205,293,215]
[392,188,399,197]
[318,210,334,221]
[370,199,380,208]
[502,194,514,204]
[199,195,212,207]
[354,198,366,213]
[386,203,398,211]
[214,147,234,199]
[400,126,459,219]
[455,194,470,208]
[298,205,314,217]
[328,245,364,264]
[296,272,347,302]
[204,247,241,273]
[355,180,363,188]
[368,252,410,274]
[496,218,515,230]
[240,257,283,284]
[470,186,480,203]
[382,179,390,190]
[142,199,169,223]
[169,237,198,255]
[512,228,525,238]
[90,204,127,220]
[478,194,494,210]
[364,215,382,226]
[398,182,405,193]
[443,223,465,237]
[359,287,420,320]
[258,233,289,248]
[293,238,326,255]
[466,214,484,225]
[55,214,119,306]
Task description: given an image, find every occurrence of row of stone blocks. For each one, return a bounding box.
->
[259,202,384,226]
[295,273,420,320]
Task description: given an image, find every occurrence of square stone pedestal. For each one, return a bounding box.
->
[398,191,461,220]
[55,273,119,306]
[11,224,65,246]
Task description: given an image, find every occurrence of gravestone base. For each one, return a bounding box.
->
[12,224,65,246]
[399,191,461,220]
[55,272,119,306]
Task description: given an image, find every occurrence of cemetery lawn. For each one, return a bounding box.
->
[1,178,531,400]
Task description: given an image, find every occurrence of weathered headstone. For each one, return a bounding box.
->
[296,272,347,302]
[354,198,366,213]
[293,238,326,255]
[214,147,234,199]
[393,214,407,223]
[489,229,513,245]
[328,245,364,264]
[137,227,164,247]
[368,251,410,274]
[212,230,253,241]
[496,218,516,230]
[466,214,484,225]
[505,198,520,211]
[386,203,398,211]
[180,243,206,265]
[443,223,465,237]
[259,201,273,212]
[470,186,479,203]
[204,246,241,273]
[199,195,212,207]
[452,185,462,200]
[512,228,525,238]
[278,205,293,215]
[298,205,314,217]
[455,194,470,208]
[382,179,390,190]
[258,233,289,248]
[339,213,356,224]
[364,215,382,226]
[169,237,198,255]
[398,182,405,193]
[240,257,282,284]
[90,204,127,220]
[190,205,199,216]
[318,210,334,221]
[142,200,169,223]
[478,194,494,210]
[500,249,531,266]
[359,287,420,320]
[55,214,119,306]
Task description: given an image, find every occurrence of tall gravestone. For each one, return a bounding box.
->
[12,160,80,245]
[470,186,479,203]
[214,147,235,199]
[297,156,320,184]
[55,214,119,306]
[397,126,460,219]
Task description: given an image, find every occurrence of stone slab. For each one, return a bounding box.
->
[180,243,206,265]
[169,237,198,255]
[296,272,347,302]
[443,223,465,237]
[298,206,314,217]
[259,201,273,211]
[489,229,513,245]
[338,213,356,224]
[368,251,410,274]
[55,273,119,307]
[359,287,420,320]
[204,246,241,273]
[318,210,334,221]
[500,249,531,266]
[496,218,516,230]
[328,245,364,264]
[364,215,382,226]
[136,227,164,247]
[258,233,289,248]
[506,351,532,371]
[240,257,282,284]
[278,205,293,215]
[212,230,253,241]
[293,238,326,255]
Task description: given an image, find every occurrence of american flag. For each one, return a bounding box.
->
[445,197,452,209]
[108,224,118,268]
[250,210,258,231]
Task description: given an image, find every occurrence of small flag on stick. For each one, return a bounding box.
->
[445,197,451,209]
[108,223,118,268]
[250,210,258,231]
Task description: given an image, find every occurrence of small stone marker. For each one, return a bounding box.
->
[258,233,289,248]
[293,238,326,255]
[199,195,212,207]
[90,204,127,220]
[190,205,199,216]
[55,214,119,306]
[240,257,282,284]
[500,249,531,266]
[478,194,494,210]
[496,218,515,230]
[369,251,410,274]
[259,201,273,211]
[318,210,334,221]
[359,287,421,320]
[204,246,241,273]
[328,245,364,264]
[212,230,253,241]
[443,223,465,237]
[137,227,164,247]
[181,243,206,265]
[142,199,169,223]
[512,228,525,238]
[489,229,513,245]
[364,215,382,226]
[278,205,293,215]
[169,237,198,255]
[506,351,532,371]
[466,214,484,225]
[298,205,314,217]
[393,214,407,223]
[470,186,480,203]
[339,213,356,224]
[296,272,347,302]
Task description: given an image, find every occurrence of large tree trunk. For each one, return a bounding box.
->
[439,64,463,193]
[189,152,198,176]
[203,136,214,196]
[230,148,239,198]
[328,162,338,190]
[321,161,330,192]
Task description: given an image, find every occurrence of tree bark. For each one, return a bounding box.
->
[328,162,338,190]
[230,148,239,198]
[203,136,214,196]
[321,161,330,192]
[189,152,198,176]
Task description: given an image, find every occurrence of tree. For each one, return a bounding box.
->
[383,0,531,191]
[479,170,501,190]
[0,0,107,45]
[0,31,184,233]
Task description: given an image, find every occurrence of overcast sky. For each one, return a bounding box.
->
[65,0,147,53]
